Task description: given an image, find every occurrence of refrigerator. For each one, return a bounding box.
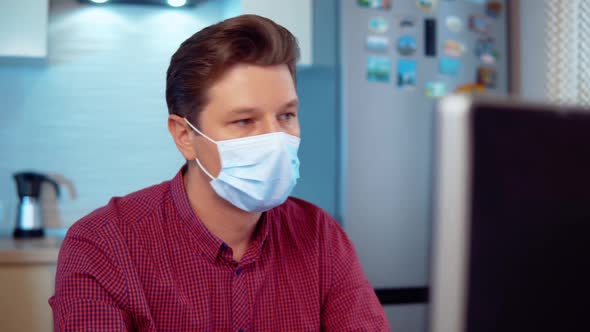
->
[339,0,510,330]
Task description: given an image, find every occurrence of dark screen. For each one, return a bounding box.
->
[466,103,590,332]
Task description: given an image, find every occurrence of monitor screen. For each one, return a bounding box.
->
[430,96,590,332]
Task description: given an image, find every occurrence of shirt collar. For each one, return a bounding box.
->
[242,211,270,265]
[170,165,271,265]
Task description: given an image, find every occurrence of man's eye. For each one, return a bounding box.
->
[233,118,253,126]
[279,112,296,121]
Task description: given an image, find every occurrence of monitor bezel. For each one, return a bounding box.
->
[429,94,473,332]
[429,95,590,332]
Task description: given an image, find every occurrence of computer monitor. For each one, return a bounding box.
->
[429,96,590,332]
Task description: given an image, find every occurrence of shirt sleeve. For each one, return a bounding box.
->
[49,223,133,331]
[320,219,391,331]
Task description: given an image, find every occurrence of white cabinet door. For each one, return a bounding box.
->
[225,0,313,66]
[0,0,49,58]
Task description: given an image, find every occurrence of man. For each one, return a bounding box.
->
[49,14,389,331]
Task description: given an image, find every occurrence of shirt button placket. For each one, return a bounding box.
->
[232,266,249,332]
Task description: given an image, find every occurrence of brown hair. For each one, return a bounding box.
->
[165,14,300,128]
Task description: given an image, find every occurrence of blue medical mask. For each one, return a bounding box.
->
[184,118,300,213]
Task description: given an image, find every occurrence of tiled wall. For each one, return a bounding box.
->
[0,0,340,231]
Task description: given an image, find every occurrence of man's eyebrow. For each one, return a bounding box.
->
[282,99,299,109]
[227,99,299,115]
[228,107,258,115]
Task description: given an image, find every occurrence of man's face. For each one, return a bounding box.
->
[191,64,300,177]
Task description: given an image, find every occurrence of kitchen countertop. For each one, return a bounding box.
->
[0,237,62,264]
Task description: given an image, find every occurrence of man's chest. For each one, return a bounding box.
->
[132,245,325,331]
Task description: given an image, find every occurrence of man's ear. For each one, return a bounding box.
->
[168,114,197,160]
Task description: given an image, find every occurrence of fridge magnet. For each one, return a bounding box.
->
[464,0,485,4]
[469,15,492,33]
[445,16,463,32]
[474,37,498,64]
[486,0,503,18]
[397,59,417,88]
[366,35,389,52]
[443,40,466,57]
[397,15,417,30]
[397,35,418,56]
[368,16,389,33]
[480,52,499,65]
[367,56,392,83]
[425,81,447,98]
[439,57,461,76]
[416,0,437,12]
[476,67,497,88]
[424,18,437,56]
[357,0,392,10]
[454,83,485,94]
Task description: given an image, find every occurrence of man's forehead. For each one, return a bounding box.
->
[205,65,297,110]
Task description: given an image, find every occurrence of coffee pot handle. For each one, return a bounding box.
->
[43,176,61,198]
[46,173,77,200]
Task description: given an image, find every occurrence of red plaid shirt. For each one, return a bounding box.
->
[49,167,389,331]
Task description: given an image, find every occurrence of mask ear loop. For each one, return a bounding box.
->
[195,158,215,180]
[184,118,217,180]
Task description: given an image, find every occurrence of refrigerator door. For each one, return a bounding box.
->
[340,0,509,329]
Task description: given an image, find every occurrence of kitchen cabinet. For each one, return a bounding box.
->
[0,237,60,332]
[223,0,318,66]
[0,0,49,59]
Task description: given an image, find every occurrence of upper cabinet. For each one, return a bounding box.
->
[222,0,318,67]
[0,0,49,58]
[1,0,333,66]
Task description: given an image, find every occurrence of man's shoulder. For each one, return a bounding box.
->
[274,196,343,236]
[280,196,333,220]
[68,180,172,238]
[272,197,355,268]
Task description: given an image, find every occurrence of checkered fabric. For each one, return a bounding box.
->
[578,0,590,104]
[49,167,389,331]
[545,0,590,106]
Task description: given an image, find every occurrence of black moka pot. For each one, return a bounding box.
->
[13,172,60,238]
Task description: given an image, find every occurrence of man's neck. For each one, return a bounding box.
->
[183,163,261,262]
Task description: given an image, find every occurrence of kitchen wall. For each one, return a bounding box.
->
[0,0,340,231]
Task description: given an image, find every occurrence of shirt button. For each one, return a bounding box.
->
[236,268,242,276]
[220,243,228,250]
